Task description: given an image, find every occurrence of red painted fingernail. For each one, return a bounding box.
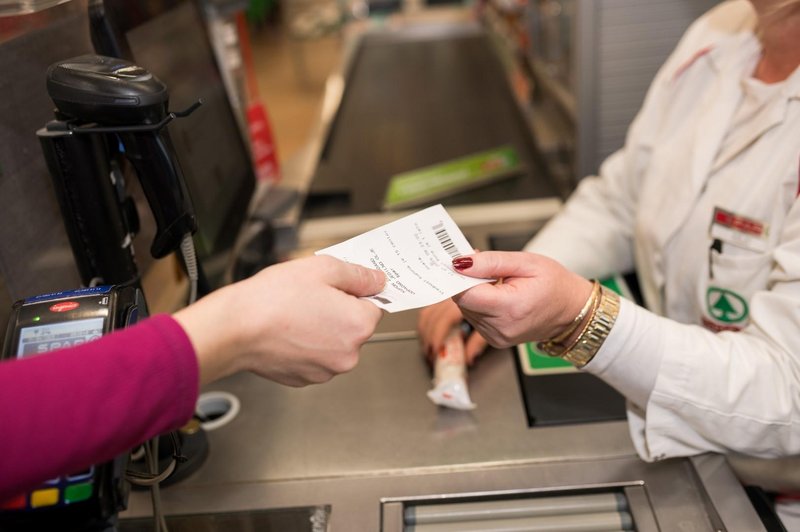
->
[453,257,473,270]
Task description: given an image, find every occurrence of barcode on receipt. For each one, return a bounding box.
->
[433,222,461,259]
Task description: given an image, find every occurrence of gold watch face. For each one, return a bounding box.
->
[560,288,621,368]
[536,341,569,358]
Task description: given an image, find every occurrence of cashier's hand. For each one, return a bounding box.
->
[174,255,385,387]
[450,252,592,348]
[417,299,488,366]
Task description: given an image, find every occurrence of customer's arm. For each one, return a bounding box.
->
[0,255,385,500]
[0,315,198,501]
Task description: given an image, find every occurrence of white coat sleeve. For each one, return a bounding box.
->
[587,203,800,460]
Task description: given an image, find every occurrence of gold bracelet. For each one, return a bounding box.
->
[537,285,601,358]
[547,280,600,344]
[561,286,620,368]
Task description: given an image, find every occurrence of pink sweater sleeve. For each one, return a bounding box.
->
[0,314,199,501]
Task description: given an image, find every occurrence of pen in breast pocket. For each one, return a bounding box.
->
[708,238,723,280]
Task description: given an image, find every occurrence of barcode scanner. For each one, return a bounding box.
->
[37,54,199,285]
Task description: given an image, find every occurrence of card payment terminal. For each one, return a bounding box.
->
[0,284,145,531]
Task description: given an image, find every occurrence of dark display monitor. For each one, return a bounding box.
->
[89,0,256,286]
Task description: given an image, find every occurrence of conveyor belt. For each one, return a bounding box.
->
[303,25,560,218]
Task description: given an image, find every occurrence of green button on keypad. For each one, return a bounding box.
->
[64,483,93,504]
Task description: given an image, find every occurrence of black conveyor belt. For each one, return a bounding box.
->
[303,25,560,218]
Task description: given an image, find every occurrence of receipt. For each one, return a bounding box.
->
[316,204,491,312]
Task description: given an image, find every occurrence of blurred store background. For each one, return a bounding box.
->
[246,0,716,185]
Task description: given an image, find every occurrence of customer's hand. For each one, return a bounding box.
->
[417,299,488,366]
[175,255,385,387]
[451,252,593,348]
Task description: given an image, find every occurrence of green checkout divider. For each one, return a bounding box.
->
[382,145,522,211]
[517,276,631,376]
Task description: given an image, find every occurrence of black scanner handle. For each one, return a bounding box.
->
[119,130,196,258]
[44,54,198,260]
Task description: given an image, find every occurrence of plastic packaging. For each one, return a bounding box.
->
[427,326,476,410]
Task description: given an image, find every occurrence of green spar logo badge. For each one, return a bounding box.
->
[706,287,748,323]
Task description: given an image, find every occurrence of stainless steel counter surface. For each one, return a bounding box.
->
[123,333,764,530]
[174,338,636,485]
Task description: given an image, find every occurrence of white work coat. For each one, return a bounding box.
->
[527,0,800,461]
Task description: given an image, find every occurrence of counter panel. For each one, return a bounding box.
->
[123,338,764,530]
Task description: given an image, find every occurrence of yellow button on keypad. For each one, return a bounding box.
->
[30,488,59,508]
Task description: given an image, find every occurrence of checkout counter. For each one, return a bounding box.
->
[121,333,764,531]
[119,10,768,532]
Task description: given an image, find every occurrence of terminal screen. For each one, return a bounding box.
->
[17,317,105,358]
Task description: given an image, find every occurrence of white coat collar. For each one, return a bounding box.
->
[706,34,800,173]
[684,32,759,193]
